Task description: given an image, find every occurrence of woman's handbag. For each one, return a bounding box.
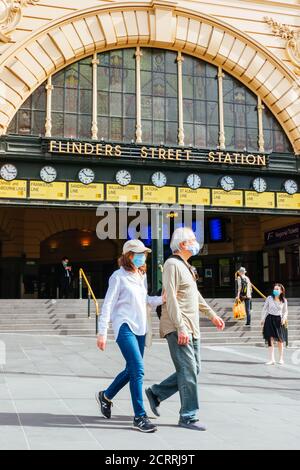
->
[233,299,246,320]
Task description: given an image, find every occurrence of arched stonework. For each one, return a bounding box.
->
[0,1,300,151]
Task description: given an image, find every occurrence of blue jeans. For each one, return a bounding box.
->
[244,299,251,325]
[151,331,201,423]
[104,323,146,418]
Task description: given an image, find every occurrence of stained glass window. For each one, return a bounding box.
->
[7,84,46,136]
[223,73,258,152]
[183,57,218,148]
[97,48,136,142]
[141,49,178,145]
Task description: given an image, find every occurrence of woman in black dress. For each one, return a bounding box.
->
[261,284,288,365]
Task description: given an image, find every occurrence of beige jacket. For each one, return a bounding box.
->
[160,257,217,339]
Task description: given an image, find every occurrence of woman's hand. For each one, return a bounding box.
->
[260,320,264,328]
[97,335,107,351]
[162,290,167,304]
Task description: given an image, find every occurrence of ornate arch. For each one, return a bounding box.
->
[0,1,300,151]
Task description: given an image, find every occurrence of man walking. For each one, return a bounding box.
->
[146,227,225,431]
[58,256,73,299]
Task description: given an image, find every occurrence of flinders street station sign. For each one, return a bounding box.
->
[48,140,268,167]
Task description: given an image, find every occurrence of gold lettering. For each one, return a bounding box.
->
[72,142,82,154]
[84,143,94,154]
[257,155,266,166]
[49,140,57,152]
[58,141,64,153]
[233,153,239,164]
[224,153,233,164]
[115,145,122,157]
[241,153,245,165]
[105,145,113,156]
[185,150,191,160]
[167,149,174,160]
[96,144,103,155]
[150,148,156,158]
[158,148,166,159]
[208,151,215,162]
[246,154,256,165]
[176,149,182,160]
[217,152,223,163]
[66,141,71,153]
[141,147,148,158]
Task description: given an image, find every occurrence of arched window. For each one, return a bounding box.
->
[7,47,292,153]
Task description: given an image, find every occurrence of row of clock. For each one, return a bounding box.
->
[0,164,298,195]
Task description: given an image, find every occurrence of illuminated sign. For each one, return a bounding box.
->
[143,186,176,204]
[178,188,210,205]
[68,183,104,201]
[106,184,141,202]
[212,190,243,207]
[245,191,275,208]
[0,180,27,199]
[208,151,266,166]
[277,193,300,210]
[29,181,66,200]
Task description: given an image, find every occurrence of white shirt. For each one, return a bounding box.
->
[98,267,162,339]
[237,275,252,298]
[261,295,288,323]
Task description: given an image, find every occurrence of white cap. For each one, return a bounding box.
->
[122,239,152,255]
[238,266,247,274]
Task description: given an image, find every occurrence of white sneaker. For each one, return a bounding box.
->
[278,359,284,365]
[265,360,275,365]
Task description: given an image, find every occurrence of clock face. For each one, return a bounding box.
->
[252,177,267,193]
[116,169,132,186]
[284,179,298,195]
[40,166,57,183]
[0,164,17,181]
[220,176,235,192]
[78,168,95,185]
[187,174,201,190]
[152,171,167,188]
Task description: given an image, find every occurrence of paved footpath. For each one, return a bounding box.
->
[0,333,300,450]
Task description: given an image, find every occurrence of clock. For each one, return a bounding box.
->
[0,164,17,181]
[252,177,267,193]
[283,179,298,195]
[152,171,167,188]
[116,169,132,186]
[40,166,57,183]
[187,174,201,190]
[78,168,95,185]
[220,176,235,192]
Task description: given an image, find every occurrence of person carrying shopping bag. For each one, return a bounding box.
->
[261,283,288,365]
[96,239,164,433]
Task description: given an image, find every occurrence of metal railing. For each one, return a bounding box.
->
[79,268,99,334]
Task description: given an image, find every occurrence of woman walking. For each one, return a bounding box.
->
[261,283,288,365]
[96,239,163,433]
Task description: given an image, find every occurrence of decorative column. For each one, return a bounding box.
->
[45,76,53,137]
[91,53,99,140]
[257,95,265,152]
[217,66,226,150]
[177,51,184,146]
[135,47,142,143]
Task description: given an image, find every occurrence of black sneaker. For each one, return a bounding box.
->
[178,419,207,431]
[133,415,157,433]
[95,391,112,419]
[145,387,160,417]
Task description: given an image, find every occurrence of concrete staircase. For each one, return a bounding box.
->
[0,298,299,346]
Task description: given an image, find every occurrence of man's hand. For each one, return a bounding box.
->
[97,335,107,351]
[212,316,225,331]
[178,331,190,346]
[162,290,167,304]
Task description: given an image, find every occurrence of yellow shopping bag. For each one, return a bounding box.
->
[233,299,246,320]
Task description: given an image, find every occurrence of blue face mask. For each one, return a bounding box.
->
[273,289,280,297]
[187,241,200,257]
[132,253,146,268]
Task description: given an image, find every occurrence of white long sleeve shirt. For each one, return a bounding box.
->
[98,267,162,339]
[261,295,288,323]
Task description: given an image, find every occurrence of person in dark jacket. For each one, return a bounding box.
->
[58,257,73,298]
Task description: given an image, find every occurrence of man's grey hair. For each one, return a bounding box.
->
[170,227,195,253]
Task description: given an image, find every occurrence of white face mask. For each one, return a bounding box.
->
[186,241,200,256]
